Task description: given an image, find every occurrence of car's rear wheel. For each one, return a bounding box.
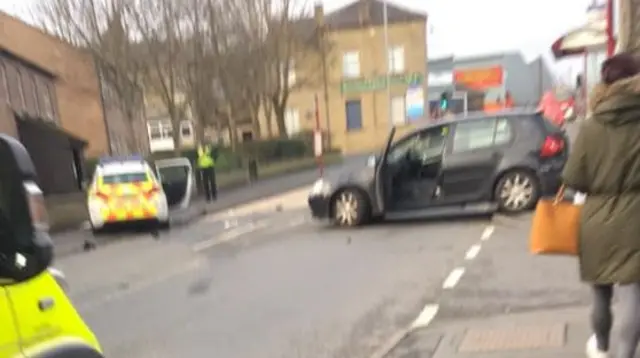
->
[495,170,539,213]
[332,189,369,227]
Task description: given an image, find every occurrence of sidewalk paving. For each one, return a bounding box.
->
[388,306,599,358]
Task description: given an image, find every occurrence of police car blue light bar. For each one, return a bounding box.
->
[98,154,144,165]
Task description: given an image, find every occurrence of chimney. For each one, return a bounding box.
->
[314,2,324,27]
[358,0,371,26]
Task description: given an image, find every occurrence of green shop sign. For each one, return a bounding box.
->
[341,72,424,93]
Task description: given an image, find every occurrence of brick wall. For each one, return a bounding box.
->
[0,11,108,157]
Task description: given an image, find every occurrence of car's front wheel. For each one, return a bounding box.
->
[332,189,369,227]
[495,170,539,213]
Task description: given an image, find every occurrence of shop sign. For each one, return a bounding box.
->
[405,85,424,121]
[341,72,424,93]
[453,66,503,89]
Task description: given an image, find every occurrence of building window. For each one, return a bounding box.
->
[148,119,173,140]
[345,100,362,131]
[342,51,360,78]
[180,120,193,139]
[30,74,39,116]
[285,108,300,136]
[5,63,21,108]
[391,96,406,125]
[16,70,26,110]
[0,63,7,104]
[388,46,404,74]
[40,80,56,122]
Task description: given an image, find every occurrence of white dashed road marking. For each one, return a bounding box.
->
[442,267,465,289]
[411,304,440,329]
[464,244,481,260]
[192,220,269,252]
[481,225,494,241]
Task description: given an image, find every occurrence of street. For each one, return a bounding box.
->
[57,201,494,357]
[52,122,589,358]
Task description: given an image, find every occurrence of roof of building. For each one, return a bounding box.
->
[324,0,427,31]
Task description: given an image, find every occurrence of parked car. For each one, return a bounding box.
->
[308,109,569,226]
[87,155,169,233]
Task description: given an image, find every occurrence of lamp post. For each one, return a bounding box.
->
[383,0,392,129]
[606,0,615,56]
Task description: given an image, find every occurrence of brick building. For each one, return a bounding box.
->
[0,11,109,194]
[260,0,428,154]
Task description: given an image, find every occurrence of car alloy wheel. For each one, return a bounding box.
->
[498,172,536,212]
[335,191,359,226]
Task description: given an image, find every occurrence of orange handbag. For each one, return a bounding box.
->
[529,185,581,256]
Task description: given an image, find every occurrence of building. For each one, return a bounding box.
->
[261,0,428,154]
[144,91,196,153]
[427,52,555,116]
[0,11,110,194]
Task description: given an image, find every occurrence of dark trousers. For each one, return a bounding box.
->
[200,167,217,201]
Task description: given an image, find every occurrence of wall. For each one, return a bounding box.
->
[264,20,428,155]
[0,11,108,157]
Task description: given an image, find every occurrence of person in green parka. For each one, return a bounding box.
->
[562,53,640,358]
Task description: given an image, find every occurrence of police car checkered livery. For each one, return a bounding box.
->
[87,155,169,232]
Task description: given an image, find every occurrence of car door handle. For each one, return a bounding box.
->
[38,297,55,311]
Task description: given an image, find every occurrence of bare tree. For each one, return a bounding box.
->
[33,0,148,154]
[259,0,326,137]
[128,0,190,152]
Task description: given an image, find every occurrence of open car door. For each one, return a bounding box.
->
[155,158,194,210]
[374,126,396,212]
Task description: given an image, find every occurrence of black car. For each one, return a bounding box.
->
[308,109,569,226]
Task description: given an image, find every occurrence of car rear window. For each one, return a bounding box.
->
[102,172,148,184]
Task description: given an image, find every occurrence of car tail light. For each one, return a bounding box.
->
[144,186,160,200]
[540,136,565,157]
[23,181,49,232]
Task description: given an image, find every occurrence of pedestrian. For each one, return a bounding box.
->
[196,142,217,202]
[561,52,640,358]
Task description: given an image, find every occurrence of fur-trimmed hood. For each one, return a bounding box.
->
[589,74,640,126]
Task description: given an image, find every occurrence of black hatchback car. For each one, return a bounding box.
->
[308,109,569,226]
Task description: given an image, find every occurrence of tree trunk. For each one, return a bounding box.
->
[227,104,238,150]
[273,104,287,137]
[169,105,181,155]
[262,99,274,138]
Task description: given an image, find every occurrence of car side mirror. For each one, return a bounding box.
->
[0,134,53,282]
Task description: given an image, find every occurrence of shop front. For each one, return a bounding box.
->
[551,2,612,116]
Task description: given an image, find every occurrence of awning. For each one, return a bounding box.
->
[16,116,88,150]
[551,24,608,59]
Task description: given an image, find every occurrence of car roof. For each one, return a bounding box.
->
[415,107,540,131]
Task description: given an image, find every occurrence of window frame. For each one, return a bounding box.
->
[342,51,360,78]
[388,46,405,74]
[387,125,449,164]
[450,117,514,154]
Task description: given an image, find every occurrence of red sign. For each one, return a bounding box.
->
[454,66,504,89]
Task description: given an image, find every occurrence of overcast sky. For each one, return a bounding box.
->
[0,0,591,80]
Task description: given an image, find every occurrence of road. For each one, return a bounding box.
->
[55,123,585,357]
[58,203,494,358]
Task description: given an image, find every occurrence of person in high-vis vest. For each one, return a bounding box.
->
[197,143,217,201]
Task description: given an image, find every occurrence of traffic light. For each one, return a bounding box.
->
[440,91,450,110]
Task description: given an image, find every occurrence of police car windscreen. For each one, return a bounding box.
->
[103,172,148,184]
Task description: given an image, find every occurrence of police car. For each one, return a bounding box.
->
[87,155,169,233]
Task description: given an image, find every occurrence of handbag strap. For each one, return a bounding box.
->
[553,184,566,205]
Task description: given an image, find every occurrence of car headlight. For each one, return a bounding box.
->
[310,179,331,196]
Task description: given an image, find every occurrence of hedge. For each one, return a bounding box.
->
[84,132,328,179]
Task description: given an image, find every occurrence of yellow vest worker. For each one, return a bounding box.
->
[197,144,217,201]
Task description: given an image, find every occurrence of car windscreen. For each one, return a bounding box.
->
[102,172,148,184]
